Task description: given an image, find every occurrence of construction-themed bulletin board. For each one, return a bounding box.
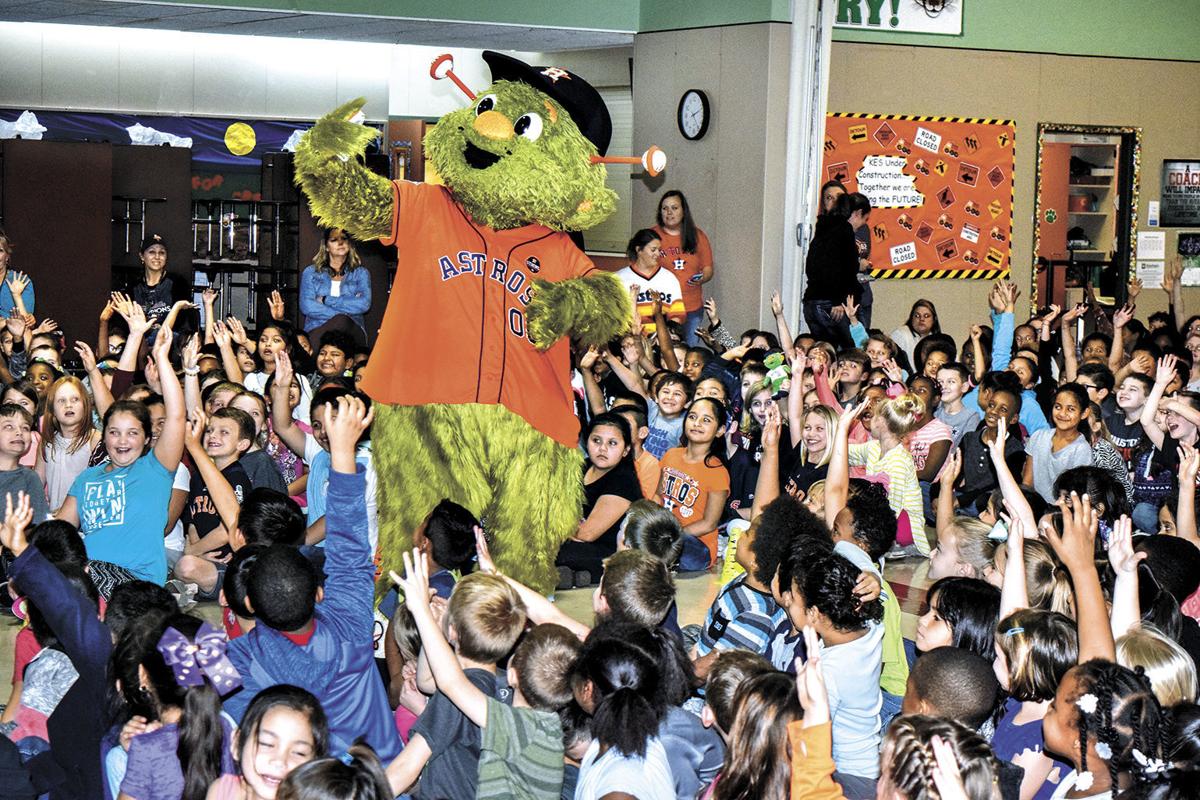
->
[822,112,1016,279]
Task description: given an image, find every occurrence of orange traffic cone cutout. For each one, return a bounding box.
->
[430,54,666,176]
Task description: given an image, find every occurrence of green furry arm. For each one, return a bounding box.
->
[294,98,394,241]
[527,272,632,350]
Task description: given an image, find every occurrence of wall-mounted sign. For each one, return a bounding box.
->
[834,0,963,36]
[1161,160,1200,227]
[822,111,1015,279]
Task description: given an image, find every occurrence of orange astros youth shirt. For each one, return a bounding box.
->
[362,180,596,448]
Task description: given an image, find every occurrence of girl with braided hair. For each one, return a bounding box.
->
[1041,660,1172,799]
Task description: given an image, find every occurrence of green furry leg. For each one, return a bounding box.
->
[373,402,584,594]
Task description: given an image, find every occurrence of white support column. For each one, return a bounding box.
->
[780,0,835,333]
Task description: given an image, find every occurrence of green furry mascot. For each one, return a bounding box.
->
[294,51,632,592]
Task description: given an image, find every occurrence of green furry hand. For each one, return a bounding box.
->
[294,98,393,241]
[302,97,379,160]
[527,272,631,350]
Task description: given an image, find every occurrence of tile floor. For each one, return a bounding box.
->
[0,555,935,700]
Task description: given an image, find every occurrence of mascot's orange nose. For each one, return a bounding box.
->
[473,110,514,141]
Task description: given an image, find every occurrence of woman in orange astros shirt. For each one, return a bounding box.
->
[654,190,714,347]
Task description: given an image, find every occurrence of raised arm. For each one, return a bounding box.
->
[989,281,1016,372]
[987,417,1036,534]
[211,321,245,385]
[1177,445,1199,546]
[1139,355,1177,450]
[294,98,394,241]
[268,351,307,456]
[578,348,607,417]
[151,327,185,471]
[161,300,197,333]
[183,412,240,533]
[998,514,1029,619]
[394,550,490,727]
[824,404,866,528]
[652,293,679,372]
[1106,516,1143,640]
[114,298,152,375]
[771,291,796,361]
[751,406,782,517]
[97,299,114,356]
[201,287,218,345]
[788,351,808,448]
[181,335,203,415]
[1060,303,1085,383]
[1045,492,1115,662]
[935,449,962,538]
[475,527,589,639]
[74,341,114,418]
[1109,303,1135,374]
[603,349,648,399]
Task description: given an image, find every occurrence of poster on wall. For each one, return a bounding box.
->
[833,0,963,36]
[821,111,1016,279]
[1161,160,1200,227]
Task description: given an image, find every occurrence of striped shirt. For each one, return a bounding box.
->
[849,441,928,554]
[695,574,785,657]
[476,698,564,800]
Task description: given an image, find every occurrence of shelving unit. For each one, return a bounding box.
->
[190,198,301,327]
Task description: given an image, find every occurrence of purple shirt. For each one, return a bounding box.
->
[120,716,236,800]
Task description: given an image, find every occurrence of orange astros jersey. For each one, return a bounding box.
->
[362,181,596,448]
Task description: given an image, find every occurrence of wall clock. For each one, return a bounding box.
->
[677,89,710,141]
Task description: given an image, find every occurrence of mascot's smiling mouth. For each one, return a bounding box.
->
[463,141,504,170]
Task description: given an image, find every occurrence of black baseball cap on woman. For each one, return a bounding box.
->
[139,233,167,252]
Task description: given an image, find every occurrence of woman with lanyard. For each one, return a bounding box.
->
[131,234,195,331]
[653,191,714,347]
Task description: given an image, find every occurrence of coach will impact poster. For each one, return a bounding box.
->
[822,112,1016,279]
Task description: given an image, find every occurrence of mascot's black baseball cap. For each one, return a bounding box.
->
[482,50,612,157]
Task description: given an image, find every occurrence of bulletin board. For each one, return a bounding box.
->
[822,112,1016,279]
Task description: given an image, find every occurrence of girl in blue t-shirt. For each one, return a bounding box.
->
[57,327,185,584]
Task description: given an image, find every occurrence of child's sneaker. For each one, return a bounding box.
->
[166,579,198,611]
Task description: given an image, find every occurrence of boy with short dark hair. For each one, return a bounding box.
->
[606,355,691,460]
[0,404,48,521]
[956,386,1026,513]
[591,548,675,628]
[901,646,999,729]
[224,395,400,760]
[394,551,578,799]
[311,329,357,390]
[610,395,661,499]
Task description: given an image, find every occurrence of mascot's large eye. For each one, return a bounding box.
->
[475,94,497,115]
[514,113,544,142]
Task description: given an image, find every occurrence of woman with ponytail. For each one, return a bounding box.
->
[571,623,674,800]
[114,614,240,800]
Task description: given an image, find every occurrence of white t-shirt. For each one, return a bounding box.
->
[575,737,675,800]
[615,266,686,332]
[163,463,191,554]
[821,620,885,778]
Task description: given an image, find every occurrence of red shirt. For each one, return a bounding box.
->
[364,181,597,448]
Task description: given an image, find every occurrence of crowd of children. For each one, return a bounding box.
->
[0,204,1199,800]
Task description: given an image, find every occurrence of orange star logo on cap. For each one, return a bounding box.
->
[540,67,570,82]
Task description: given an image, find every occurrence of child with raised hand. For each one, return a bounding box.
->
[0,403,48,521]
[172,408,255,602]
[224,395,400,762]
[1133,355,1200,532]
[57,324,185,584]
[393,548,578,800]
[990,513,1079,800]
[1104,373,1152,468]
[206,684,329,800]
[656,396,730,569]
[228,391,288,493]
[790,626,1003,800]
[833,393,927,553]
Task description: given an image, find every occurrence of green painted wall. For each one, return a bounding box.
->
[637,0,788,32]
[140,0,1200,61]
[147,0,640,31]
[831,0,1200,62]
